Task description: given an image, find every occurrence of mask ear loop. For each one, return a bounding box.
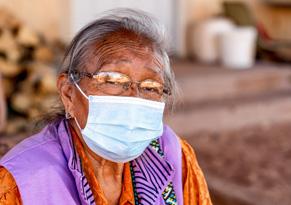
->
[70,73,89,100]
[74,117,83,131]
[69,73,88,131]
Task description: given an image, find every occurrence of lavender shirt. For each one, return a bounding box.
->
[0,119,183,204]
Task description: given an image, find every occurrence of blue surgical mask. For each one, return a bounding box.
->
[73,81,165,163]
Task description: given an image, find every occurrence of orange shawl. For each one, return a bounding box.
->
[0,136,212,205]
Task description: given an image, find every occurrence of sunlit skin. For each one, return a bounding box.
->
[57,48,164,204]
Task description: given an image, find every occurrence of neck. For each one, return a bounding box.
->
[69,119,124,204]
[85,144,124,180]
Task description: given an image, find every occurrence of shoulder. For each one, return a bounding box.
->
[0,123,67,183]
[160,125,181,150]
[179,138,213,205]
[0,166,22,204]
[179,139,201,180]
[180,139,199,163]
[1,124,61,164]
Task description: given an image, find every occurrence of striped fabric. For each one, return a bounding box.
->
[71,143,96,205]
[130,140,176,205]
[81,175,95,205]
[151,140,178,205]
[70,138,177,205]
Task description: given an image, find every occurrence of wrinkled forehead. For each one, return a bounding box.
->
[83,29,164,74]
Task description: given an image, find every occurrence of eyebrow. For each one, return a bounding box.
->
[109,59,133,64]
[99,59,162,74]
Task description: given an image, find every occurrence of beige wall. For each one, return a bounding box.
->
[0,0,290,42]
[185,0,221,22]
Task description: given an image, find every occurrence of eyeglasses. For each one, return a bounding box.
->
[70,71,171,100]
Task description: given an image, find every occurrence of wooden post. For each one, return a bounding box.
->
[0,73,7,132]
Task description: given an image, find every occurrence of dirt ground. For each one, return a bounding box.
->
[186,122,291,205]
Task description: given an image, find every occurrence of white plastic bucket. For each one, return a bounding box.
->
[219,27,257,69]
[191,18,234,63]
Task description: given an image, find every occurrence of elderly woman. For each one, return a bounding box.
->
[0,9,212,205]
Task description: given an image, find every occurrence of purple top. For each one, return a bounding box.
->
[0,119,183,205]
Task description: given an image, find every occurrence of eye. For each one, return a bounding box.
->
[93,71,130,84]
[143,87,161,94]
[139,80,163,94]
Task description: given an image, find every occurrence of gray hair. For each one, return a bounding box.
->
[40,8,179,125]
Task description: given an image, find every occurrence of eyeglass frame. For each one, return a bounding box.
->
[67,70,172,96]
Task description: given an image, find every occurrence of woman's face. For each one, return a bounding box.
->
[58,49,165,129]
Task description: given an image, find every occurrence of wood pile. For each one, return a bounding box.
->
[0,8,65,134]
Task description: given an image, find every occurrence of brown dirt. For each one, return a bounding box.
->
[186,122,291,205]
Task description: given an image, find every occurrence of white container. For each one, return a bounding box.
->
[219,27,257,69]
[191,18,234,63]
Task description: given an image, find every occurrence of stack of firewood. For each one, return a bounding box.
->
[0,8,65,134]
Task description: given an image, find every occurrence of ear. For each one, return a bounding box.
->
[57,73,74,117]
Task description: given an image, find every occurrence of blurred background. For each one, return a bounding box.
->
[0,0,291,204]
